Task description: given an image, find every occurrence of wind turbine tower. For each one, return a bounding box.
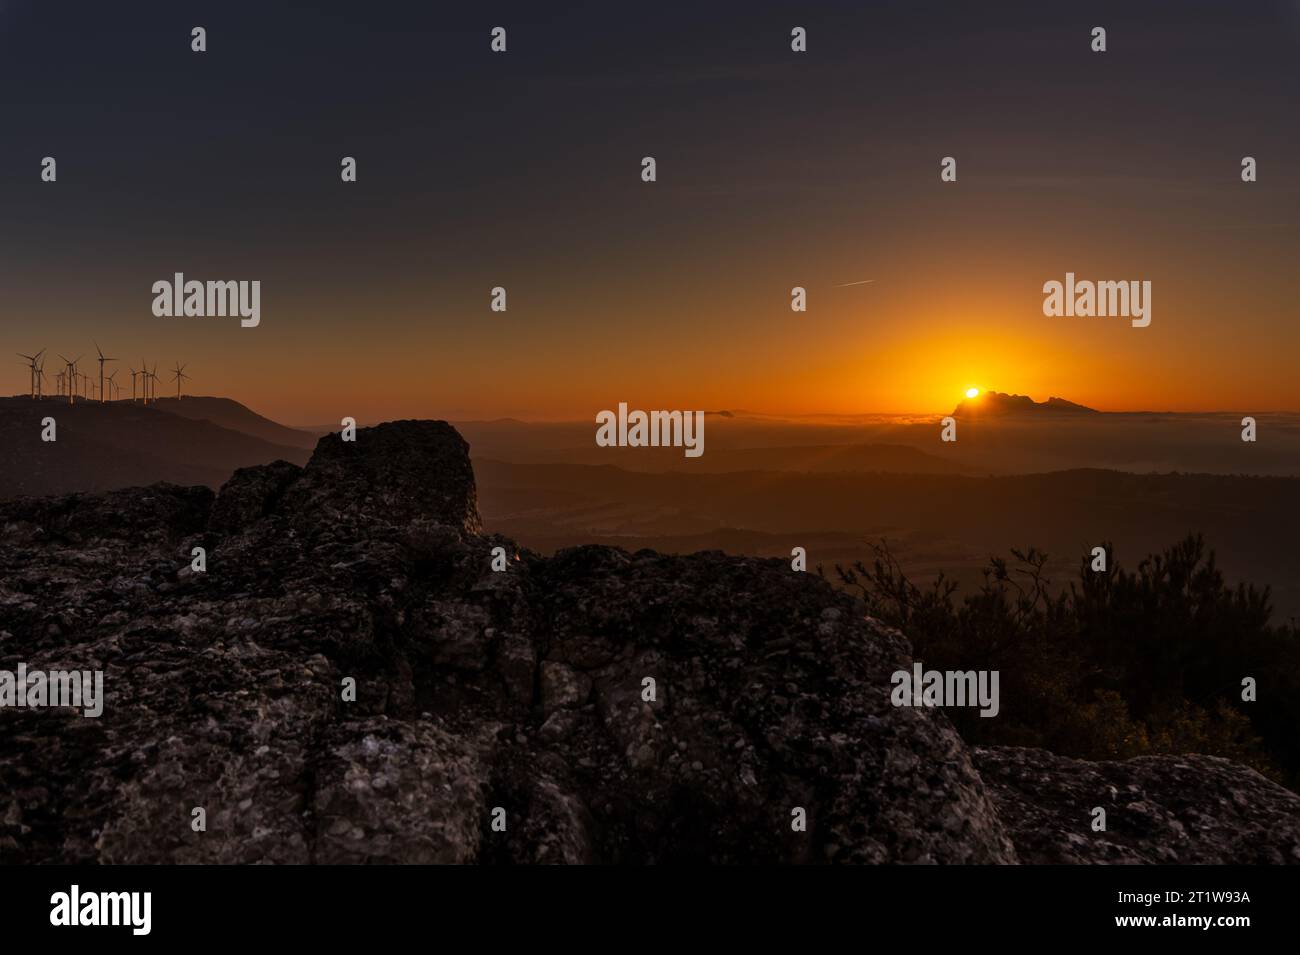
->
[171,362,190,399]
[94,342,117,404]
[16,350,44,398]
[60,355,81,405]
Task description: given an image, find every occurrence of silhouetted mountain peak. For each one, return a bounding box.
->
[953,392,1098,417]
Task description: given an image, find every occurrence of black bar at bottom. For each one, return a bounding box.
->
[0,864,1284,941]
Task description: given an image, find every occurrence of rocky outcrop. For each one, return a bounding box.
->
[974,747,1300,864]
[0,420,1296,864]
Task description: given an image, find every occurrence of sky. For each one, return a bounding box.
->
[1,0,1298,423]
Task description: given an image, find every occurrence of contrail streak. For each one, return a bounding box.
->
[833,279,876,287]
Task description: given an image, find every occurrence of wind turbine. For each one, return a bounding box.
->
[141,358,155,404]
[59,355,81,405]
[129,366,139,402]
[106,369,119,402]
[94,342,117,404]
[35,355,46,399]
[16,350,44,398]
[150,362,160,403]
[171,362,190,399]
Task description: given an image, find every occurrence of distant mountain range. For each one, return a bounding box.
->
[953,392,1099,417]
[149,395,319,449]
[5,394,1299,501]
[0,397,314,498]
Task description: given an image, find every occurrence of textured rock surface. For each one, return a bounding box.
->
[974,746,1300,864]
[0,420,1296,864]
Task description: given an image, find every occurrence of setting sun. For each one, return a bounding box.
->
[965,387,981,399]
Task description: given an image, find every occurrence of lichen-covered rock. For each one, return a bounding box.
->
[312,717,490,864]
[974,746,1300,864]
[0,420,1293,864]
[525,548,1016,863]
[279,420,481,536]
[207,460,301,533]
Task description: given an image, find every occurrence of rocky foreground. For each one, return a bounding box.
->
[1,420,1297,864]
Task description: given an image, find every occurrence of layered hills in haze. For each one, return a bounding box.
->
[4,392,1299,616]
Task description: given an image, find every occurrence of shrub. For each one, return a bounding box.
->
[828,535,1299,788]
